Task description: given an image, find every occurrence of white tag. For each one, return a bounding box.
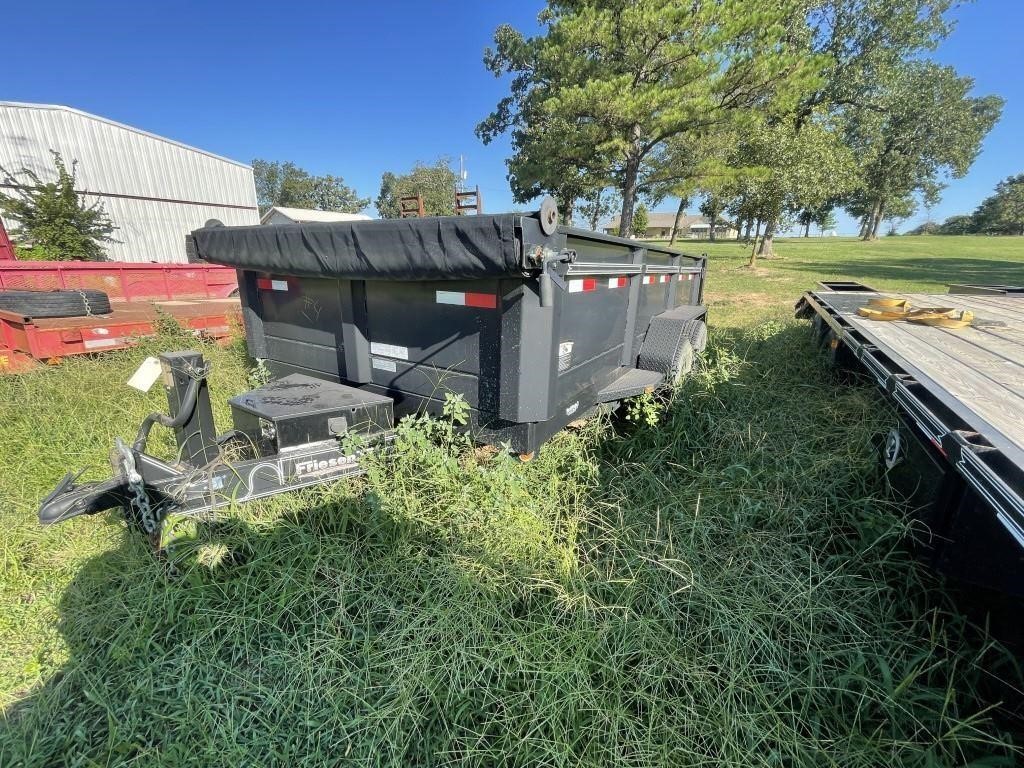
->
[371,357,397,372]
[369,342,409,360]
[127,356,162,393]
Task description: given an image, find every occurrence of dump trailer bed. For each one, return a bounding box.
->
[191,203,708,455]
[796,283,1024,595]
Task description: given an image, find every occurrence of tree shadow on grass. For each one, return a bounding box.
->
[2,323,1022,767]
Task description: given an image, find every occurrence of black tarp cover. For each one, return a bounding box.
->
[192,214,525,281]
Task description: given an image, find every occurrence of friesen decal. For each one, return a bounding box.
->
[565,401,579,416]
[294,455,357,478]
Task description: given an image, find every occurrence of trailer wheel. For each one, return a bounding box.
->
[638,316,695,385]
[0,288,112,318]
[682,318,707,353]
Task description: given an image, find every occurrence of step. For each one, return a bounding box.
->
[597,367,664,403]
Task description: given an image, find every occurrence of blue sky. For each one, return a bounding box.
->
[5,0,1021,234]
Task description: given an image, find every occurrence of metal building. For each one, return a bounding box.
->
[0,102,258,263]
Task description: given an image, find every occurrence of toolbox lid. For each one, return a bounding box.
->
[229,374,392,420]
[192,213,527,281]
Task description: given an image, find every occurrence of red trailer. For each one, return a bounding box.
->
[0,218,15,262]
[0,260,237,300]
[0,259,240,371]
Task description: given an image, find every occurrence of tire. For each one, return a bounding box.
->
[0,289,112,318]
[682,318,707,353]
[638,315,695,385]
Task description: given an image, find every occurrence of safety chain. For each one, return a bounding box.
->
[78,290,93,317]
[115,439,158,536]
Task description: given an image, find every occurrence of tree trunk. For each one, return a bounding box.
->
[668,197,687,245]
[588,190,602,231]
[747,219,762,267]
[618,155,641,239]
[803,220,811,238]
[757,217,777,258]
[743,219,753,242]
[857,215,869,239]
[708,206,720,241]
[870,200,885,239]
[560,199,574,226]
[862,200,880,241]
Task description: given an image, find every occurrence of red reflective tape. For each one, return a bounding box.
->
[257,277,290,291]
[582,278,597,292]
[464,292,497,309]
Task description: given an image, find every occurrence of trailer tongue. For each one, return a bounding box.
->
[38,351,392,533]
[37,202,708,532]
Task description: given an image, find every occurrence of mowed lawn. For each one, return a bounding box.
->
[1,235,1023,766]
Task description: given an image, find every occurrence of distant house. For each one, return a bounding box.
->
[261,206,371,226]
[603,212,738,240]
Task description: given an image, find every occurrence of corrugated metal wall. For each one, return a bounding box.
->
[0,102,259,263]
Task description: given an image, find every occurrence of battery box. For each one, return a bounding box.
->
[229,374,393,455]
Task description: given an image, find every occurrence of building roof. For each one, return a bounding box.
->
[0,101,259,263]
[0,102,251,168]
[604,212,734,229]
[261,206,372,224]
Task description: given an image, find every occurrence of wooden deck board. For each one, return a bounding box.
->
[831,292,1024,466]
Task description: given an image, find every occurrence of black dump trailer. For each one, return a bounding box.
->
[37,203,707,531]
[796,282,1024,599]
[190,201,708,455]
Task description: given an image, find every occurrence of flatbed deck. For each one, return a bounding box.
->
[814,290,1024,468]
[0,297,241,371]
[797,284,1024,595]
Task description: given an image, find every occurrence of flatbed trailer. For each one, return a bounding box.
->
[0,298,240,371]
[796,282,1024,596]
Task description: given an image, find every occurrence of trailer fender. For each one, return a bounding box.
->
[637,314,696,385]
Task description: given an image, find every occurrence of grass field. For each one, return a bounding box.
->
[1,235,1023,766]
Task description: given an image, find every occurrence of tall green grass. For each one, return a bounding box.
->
[0,315,1019,766]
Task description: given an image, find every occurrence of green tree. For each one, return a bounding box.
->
[252,159,368,214]
[0,151,118,261]
[844,62,1002,240]
[478,0,817,237]
[973,174,1024,235]
[375,159,459,218]
[740,116,858,263]
[698,194,728,241]
[935,215,975,234]
[751,0,957,251]
[577,188,620,231]
[631,203,649,236]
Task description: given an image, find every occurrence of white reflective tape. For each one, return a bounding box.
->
[371,357,397,372]
[643,275,655,285]
[435,290,466,305]
[271,279,288,291]
[369,342,408,360]
[84,337,122,349]
[568,279,585,293]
